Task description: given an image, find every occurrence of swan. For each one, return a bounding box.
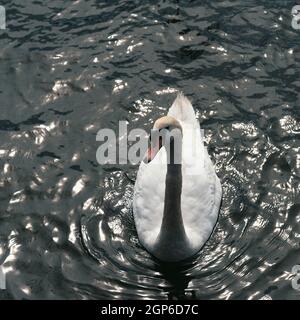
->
[133,93,222,262]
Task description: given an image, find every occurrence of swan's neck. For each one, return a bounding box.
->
[154,134,192,261]
[160,162,186,240]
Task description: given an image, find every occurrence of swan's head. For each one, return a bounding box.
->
[144,116,182,163]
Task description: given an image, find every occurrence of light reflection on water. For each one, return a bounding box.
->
[0,0,299,300]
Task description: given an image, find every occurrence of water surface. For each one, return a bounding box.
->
[0,0,299,299]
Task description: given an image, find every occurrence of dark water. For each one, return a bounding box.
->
[0,0,299,300]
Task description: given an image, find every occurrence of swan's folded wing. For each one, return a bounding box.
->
[133,149,167,249]
[181,147,222,250]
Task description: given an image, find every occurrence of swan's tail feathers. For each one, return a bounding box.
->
[168,92,197,123]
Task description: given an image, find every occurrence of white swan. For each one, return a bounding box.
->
[133,93,222,262]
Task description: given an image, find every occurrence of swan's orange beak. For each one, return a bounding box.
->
[145,136,163,163]
[146,144,159,162]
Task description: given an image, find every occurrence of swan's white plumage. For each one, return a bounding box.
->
[133,93,222,259]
